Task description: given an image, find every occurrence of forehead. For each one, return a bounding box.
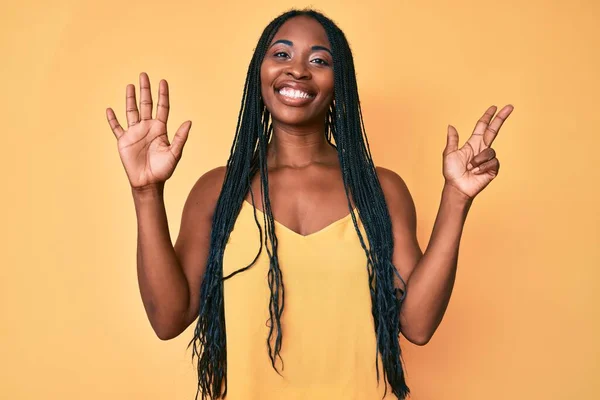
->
[270,15,330,47]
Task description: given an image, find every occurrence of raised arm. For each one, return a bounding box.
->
[106,72,225,339]
[377,104,513,345]
[130,165,225,340]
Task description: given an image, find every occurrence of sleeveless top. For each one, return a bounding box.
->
[222,200,396,399]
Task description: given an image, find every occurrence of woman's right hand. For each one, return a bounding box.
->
[106,72,192,191]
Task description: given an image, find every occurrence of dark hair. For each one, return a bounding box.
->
[187,8,410,400]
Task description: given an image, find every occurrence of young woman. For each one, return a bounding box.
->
[105,8,513,400]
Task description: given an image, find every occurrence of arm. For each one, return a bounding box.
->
[379,105,512,345]
[377,167,472,346]
[401,183,471,345]
[133,166,226,340]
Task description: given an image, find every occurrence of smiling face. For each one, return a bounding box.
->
[260,15,334,128]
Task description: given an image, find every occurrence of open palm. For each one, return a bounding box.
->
[106,72,192,190]
[443,105,514,199]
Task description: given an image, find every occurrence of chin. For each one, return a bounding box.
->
[267,104,327,128]
[273,114,324,128]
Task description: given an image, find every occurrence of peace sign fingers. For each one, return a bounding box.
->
[467,105,514,153]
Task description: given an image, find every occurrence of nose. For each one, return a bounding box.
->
[285,58,311,80]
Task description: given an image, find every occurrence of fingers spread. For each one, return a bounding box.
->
[484,105,513,147]
[472,105,497,138]
[466,105,497,154]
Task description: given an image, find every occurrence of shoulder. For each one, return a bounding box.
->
[194,165,228,190]
[375,165,405,187]
[374,168,422,293]
[375,166,413,205]
[189,165,227,199]
[182,165,228,218]
[176,165,228,256]
[374,166,417,227]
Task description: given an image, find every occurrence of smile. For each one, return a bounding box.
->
[278,87,315,99]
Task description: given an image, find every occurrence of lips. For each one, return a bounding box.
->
[274,81,316,106]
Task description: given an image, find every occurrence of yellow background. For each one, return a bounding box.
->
[2,0,598,399]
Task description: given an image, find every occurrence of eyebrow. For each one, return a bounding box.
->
[270,39,332,56]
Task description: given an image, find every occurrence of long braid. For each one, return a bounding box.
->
[187,8,410,399]
[186,15,289,399]
[310,13,410,399]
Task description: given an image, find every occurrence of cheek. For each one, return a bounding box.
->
[259,64,276,100]
[319,73,335,102]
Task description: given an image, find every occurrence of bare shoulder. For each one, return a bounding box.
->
[375,166,415,212]
[177,164,227,247]
[375,166,422,286]
[187,165,228,206]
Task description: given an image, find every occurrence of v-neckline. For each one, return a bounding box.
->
[241,200,358,239]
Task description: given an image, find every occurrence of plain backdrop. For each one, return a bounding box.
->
[1,0,598,399]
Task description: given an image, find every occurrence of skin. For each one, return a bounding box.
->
[105,15,514,343]
[246,15,353,234]
[383,105,513,344]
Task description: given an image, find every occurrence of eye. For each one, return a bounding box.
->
[274,51,289,58]
[311,58,330,66]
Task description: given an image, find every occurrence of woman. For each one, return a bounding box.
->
[105,8,513,400]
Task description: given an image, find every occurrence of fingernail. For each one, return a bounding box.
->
[472,166,480,173]
[467,163,473,170]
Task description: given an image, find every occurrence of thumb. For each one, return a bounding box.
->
[170,120,191,159]
[444,124,459,156]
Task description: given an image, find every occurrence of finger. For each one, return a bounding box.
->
[483,104,514,147]
[106,108,125,139]
[472,105,497,134]
[156,79,170,124]
[139,72,153,121]
[125,84,139,128]
[170,121,192,159]
[472,157,500,175]
[443,124,459,156]
[467,147,496,170]
[467,105,497,152]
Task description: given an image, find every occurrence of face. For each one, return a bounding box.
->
[260,16,334,128]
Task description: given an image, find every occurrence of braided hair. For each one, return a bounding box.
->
[187,8,410,400]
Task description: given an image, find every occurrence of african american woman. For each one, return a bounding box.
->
[105,8,514,400]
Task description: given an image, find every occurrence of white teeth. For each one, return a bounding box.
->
[278,87,313,99]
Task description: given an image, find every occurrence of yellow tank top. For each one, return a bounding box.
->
[222,200,396,399]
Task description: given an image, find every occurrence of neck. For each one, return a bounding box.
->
[266,120,337,169]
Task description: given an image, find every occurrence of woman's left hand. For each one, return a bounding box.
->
[442,104,514,200]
